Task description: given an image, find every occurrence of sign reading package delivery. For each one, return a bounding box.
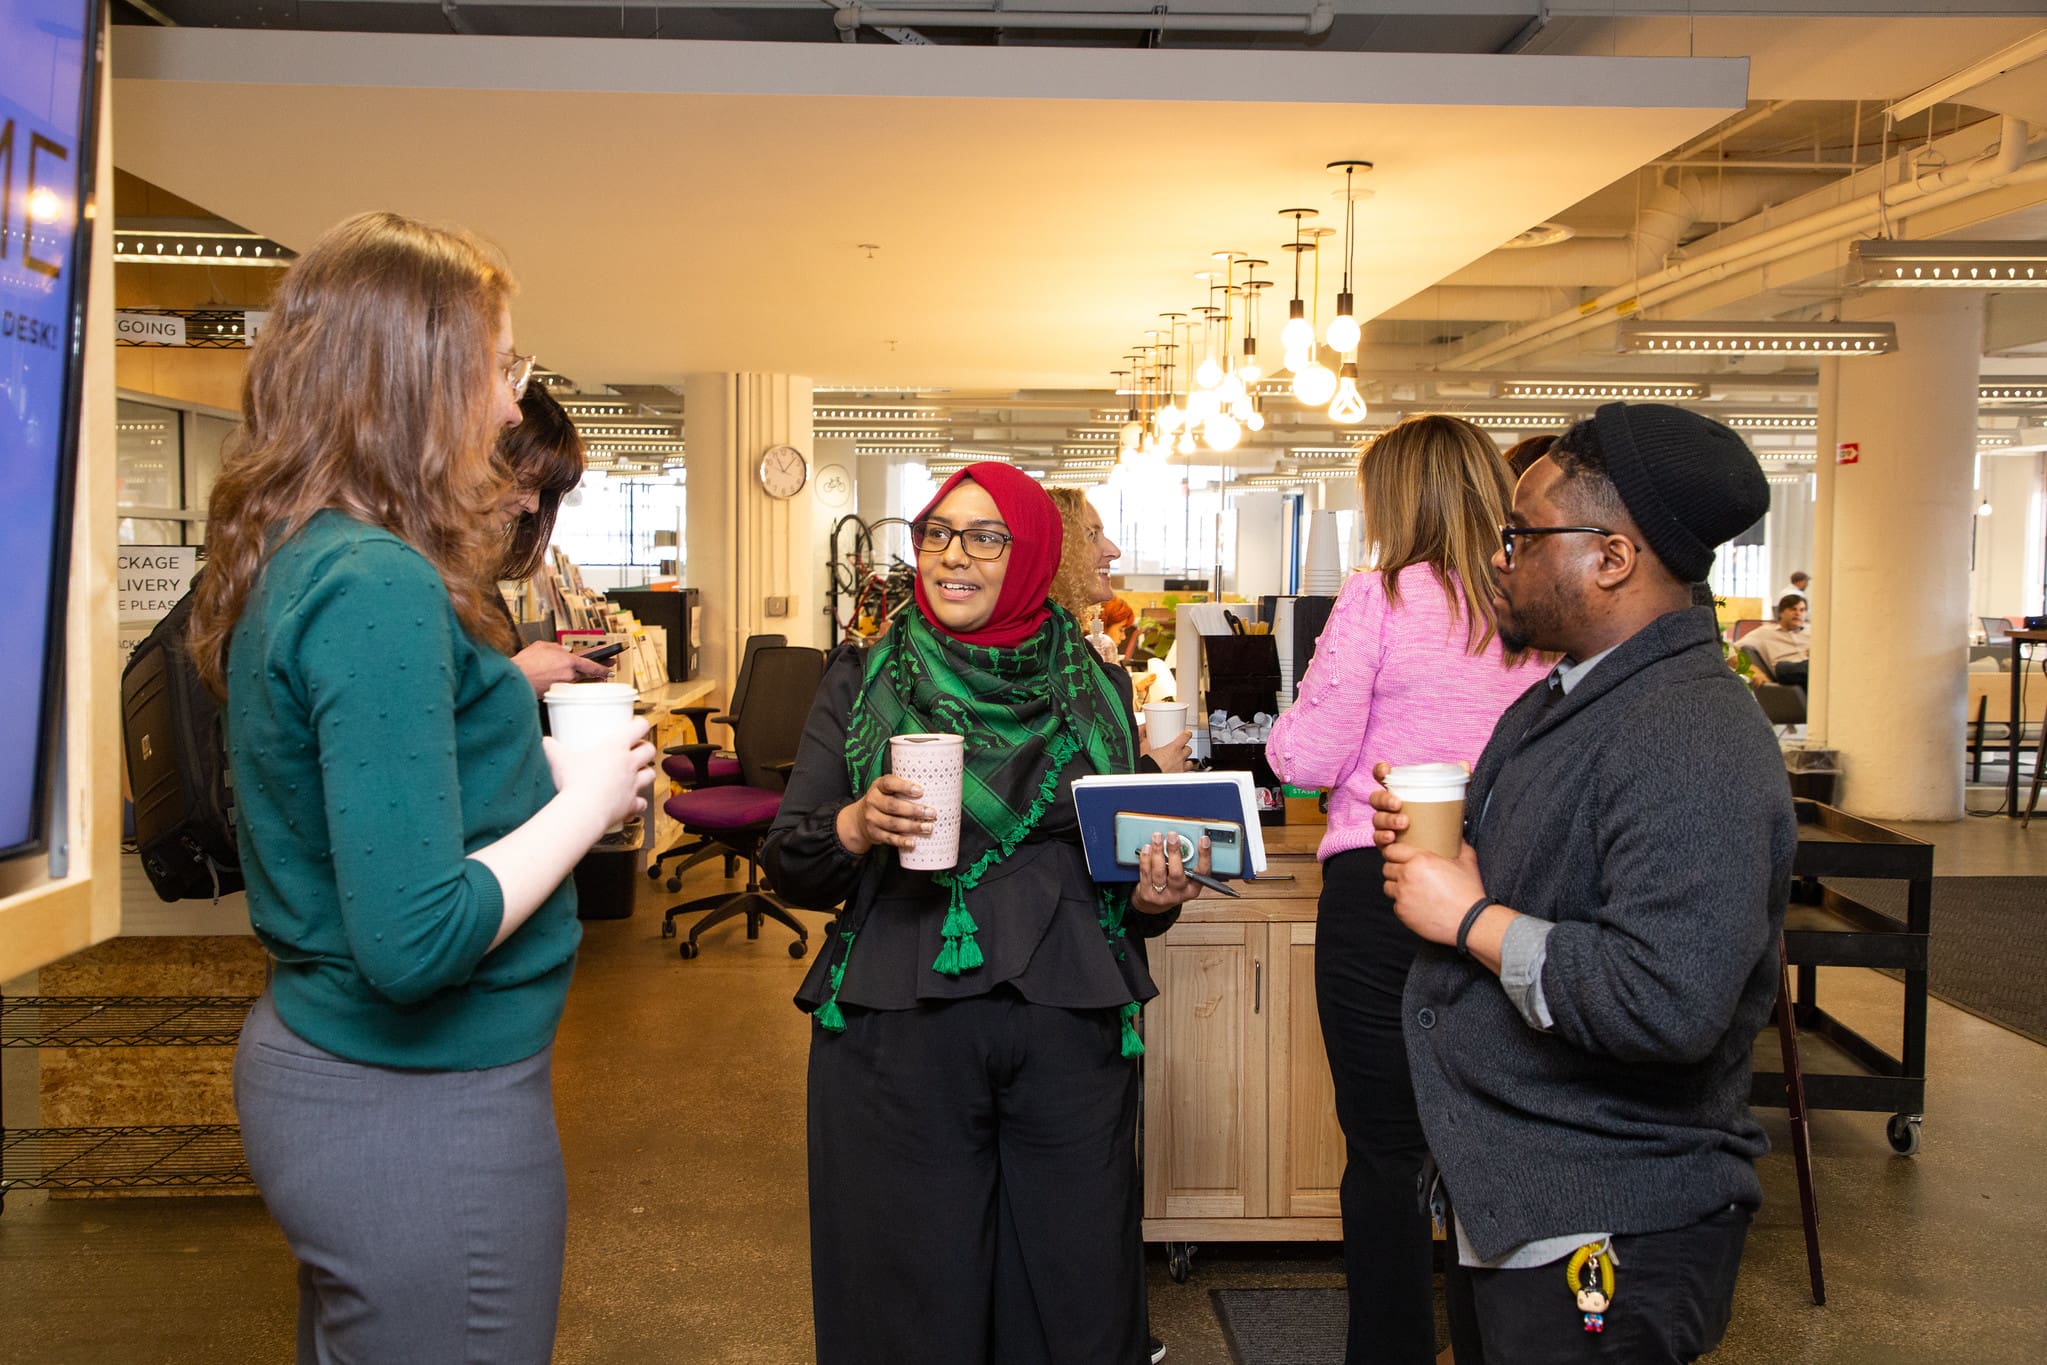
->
[0,0,100,858]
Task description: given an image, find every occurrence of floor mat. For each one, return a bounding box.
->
[1210,1288,1348,1365]
[1827,876,2047,1046]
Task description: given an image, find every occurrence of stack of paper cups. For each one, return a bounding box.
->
[1303,508,1344,596]
[890,733,965,871]
[544,682,640,834]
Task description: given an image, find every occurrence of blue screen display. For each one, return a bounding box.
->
[0,0,95,857]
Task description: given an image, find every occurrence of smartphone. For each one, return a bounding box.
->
[1112,811,1245,878]
[578,642,628,664]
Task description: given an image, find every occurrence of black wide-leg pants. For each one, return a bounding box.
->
[807,991,1146,1365]
[1316,846,1439,1365]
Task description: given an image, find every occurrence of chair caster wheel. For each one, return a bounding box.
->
[1167,1242,1194,1283]
[665,877,682,893]
[646,865,662,881]
[1887,1113,1922,1156]
[679,941,699,960]
[789,940,808,959]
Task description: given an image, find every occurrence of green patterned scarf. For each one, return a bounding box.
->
[810,605,1147,1052]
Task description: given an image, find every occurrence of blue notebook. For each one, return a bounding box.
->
[1071,771,1269,882]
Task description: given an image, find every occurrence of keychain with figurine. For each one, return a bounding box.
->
[1565,1239,1615,1333]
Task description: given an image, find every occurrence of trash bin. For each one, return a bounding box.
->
[572,822,641,920]
[1783,746,1841,805]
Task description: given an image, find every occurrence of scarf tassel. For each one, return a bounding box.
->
[812,928,858,1033]
[1119,1000,1144,1058]
[932,880,985,977]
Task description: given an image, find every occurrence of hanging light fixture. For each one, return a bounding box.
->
[1154,312,1186,440]
[1278,209,1317,361]
[1292,226,1338,405]
[1328,359,1368,424]
[1194,271,1225,389]
[1113,368,1140,453]
[1323,160,1372,355]
[1240,266,1270,385]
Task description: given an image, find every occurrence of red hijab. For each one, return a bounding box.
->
[911,463,1063,649]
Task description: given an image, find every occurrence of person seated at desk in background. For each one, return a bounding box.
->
[1741,594,1810,688]
[494,383,614,695]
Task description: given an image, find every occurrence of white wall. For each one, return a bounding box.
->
[1970,451,2045,623]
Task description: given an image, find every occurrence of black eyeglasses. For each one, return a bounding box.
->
[1499,524,1620,570]
[911,520,1013,561]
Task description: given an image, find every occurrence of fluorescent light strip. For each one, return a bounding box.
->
[1454,413,1571,429]
[813,407,946,422]
[1977,433,2017,447]
[1501,381,1706,401]
[1980,385,2047,403]
[1850,239,2047,288]
[1617,320,1897,356]
[1721,414,1818,431]
[1290,446,1368,459]
[113,232,294,266]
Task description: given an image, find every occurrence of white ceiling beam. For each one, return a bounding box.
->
[1886,28,2047,123]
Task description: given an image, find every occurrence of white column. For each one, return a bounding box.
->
[681,373,821,692]
[1806,359,1839,745]
[1825,292,1984,820]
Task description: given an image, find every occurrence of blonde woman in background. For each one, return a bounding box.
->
[1264,416,1538,1365]
[1049,486,1191,773]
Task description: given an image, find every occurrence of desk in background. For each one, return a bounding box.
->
[2005,630,2047,818]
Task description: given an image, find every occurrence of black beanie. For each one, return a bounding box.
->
[1591,402,1771,583]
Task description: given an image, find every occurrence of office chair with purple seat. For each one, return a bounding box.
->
[660,644,825,960]
[648,632,783,892]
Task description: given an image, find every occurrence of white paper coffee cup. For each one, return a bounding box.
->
[1383,761,1470,860]
[545,682,639,833]
[1142,702,1189,751]
[889,733,964,871]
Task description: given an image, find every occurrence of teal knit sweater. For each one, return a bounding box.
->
[227,511,579,1070]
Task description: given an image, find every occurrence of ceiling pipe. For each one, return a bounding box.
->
[1451,121,2047,371]
[1378,286,1578,324]
[1444,173,1818,292]
[832,4,1335,35]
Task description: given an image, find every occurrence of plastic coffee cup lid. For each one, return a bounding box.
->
[1384,762,1470,797]
[544,682,637,704]
[893,732,963,746]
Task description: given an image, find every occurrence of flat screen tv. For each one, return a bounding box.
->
[0,0,104,860]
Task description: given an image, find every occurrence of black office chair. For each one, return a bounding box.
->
[1755,682,1807,732]
[649,632,786,891]
[1740,643,1777,683]
[660,645,825,960]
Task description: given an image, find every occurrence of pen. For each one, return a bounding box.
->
[1185,870,1241,899]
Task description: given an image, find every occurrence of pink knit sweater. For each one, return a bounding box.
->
[1265,564,1539,862]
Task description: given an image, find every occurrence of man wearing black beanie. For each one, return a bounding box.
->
[1367,403,1797,1364]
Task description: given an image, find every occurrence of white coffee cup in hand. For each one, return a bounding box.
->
[544,683,649,835]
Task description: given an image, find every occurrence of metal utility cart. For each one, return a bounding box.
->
[1753,801,1933,1155]
[0,994,256,1207]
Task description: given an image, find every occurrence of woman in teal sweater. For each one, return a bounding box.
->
[187,211,653,1365]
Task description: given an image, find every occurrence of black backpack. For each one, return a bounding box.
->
[121,578,243,902]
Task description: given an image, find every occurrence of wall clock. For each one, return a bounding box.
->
[757,443,808,499]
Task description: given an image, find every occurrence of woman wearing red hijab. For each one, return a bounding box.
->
[765,464,1207,1364]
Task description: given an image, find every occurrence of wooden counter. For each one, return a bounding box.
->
[1142,835,1344,1259]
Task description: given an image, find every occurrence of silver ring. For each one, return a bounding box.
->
[1151,883,1167,894]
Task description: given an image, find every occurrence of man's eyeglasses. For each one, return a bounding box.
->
[1499,525,1619,570]
[501,350,536,401]
[911,520,1013,561]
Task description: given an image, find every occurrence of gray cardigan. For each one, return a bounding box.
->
[1403,607,1796,1261]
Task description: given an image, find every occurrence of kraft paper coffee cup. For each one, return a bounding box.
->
[1384,762,1469,860]
[1142,702,1189,751]
[544,682,639,834]
[889,733,965,871]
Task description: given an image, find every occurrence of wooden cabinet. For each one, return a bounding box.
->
[1141,854,1345,1249]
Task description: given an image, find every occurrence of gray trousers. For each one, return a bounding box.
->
[234,992,566,1365]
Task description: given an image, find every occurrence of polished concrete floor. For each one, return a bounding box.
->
[5,807,2046,1364]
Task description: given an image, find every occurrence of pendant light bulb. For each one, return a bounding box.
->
[1292,359,1337,407]
[1281,304,1313,354]
[1203,412,1243,452]
[1196,355,1223,390]
[1119,420,1143,452]
[1283,347,1309,375]
[1327,362,1367,424]
[1247,409,1267,433]
[1176,430,1197,456]
[1219,370,1246,405]
[1325,293,1361,355]
[1156,400,1182,435]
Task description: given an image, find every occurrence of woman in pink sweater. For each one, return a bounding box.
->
[1265,415,1537,1364]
